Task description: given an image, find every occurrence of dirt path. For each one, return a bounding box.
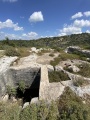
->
[36,52,59,65]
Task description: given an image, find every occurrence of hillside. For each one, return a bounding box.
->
[0,33,90,120]
[0,33,90,49]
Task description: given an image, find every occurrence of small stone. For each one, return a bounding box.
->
[2,94,9,102]
[31,97,39,104]
[23,102,29,109]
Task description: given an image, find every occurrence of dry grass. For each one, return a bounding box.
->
[0,50,5,58]
[77,63,90,77]
[73,77,89,87]
[17,47,30,57]
[48,71,70,82]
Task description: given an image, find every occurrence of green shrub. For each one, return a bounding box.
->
[49,53,54,57]
[0,50,5,58]
[6,85,17,98]
[77,63,90,77]
[18,81,26,93]
[17,47,30,57]
[58,87,90,120]
[47,101,59,120]
[20,101,59,120]
[5,48,20,56]
[0,102,20,120]
[50,57,60,66]
[48,71,70,82]
[20,104,38,120]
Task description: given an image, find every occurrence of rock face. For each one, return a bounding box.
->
[9,67,40,87]
[68,65,80,72]
[66,46,90,57]
[0,56,18,99]
[0,56,40,100]
[0,54,90,103]
[23,102,29,109]
[65,46,81,53]
[31,97,39,104]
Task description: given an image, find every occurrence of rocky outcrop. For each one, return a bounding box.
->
[0,55,41,100]
[0,54,90,103]
[66,46,90,58]
[67,65,80,72]
[0,56,18,99]
[9,67,40,87]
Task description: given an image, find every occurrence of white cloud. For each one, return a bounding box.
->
[59,25,82,36]
[84,11,90,17]
[0,31,38,40]
[86,30,90,33]
[29,11,44,22]
[58,11,90,36]
[0,19,23,31]
[73,19,90,27]
[22,32,38,39]
[71,12,83,19]
[0,32,19,40]
[2,0,17,2]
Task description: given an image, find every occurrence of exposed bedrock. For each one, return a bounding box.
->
[0,56,41,100]
[66,46,90,58]
[9,67,40,87]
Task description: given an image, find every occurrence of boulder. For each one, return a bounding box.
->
[31,97,39,104]
[2,94,9,102]
[68,65,80,72]
[55,65,63,71]
[23,102,29,109]
[47,65,54,72]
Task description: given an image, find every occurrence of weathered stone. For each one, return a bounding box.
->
[66,46,90,57]
[47,65,54,72]
[11,96,17,102]
[55,65,63,71]
[31,97,39,104]
[23,102,29,109]
[0,56,18,99]
[68,65,80,72]
[2,94,9,102]
[39,65,49,100]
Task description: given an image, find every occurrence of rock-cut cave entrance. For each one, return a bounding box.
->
[16,69,40,104]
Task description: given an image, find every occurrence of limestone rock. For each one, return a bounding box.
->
[68,65,80,72]
[55,65,63,71]
[2,94,9,102]
[47,65,54,72]
[31,97,39,104]
[23,102,29,109]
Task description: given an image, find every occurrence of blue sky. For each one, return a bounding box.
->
[0,0,90,40]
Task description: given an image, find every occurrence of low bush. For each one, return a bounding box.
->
[37,49,50,56]
[20,101,59,120]
[49,53,54,57]
[18,81,26,94]
[48,71,70,82]
[77,63,90,77]
[0,102,20,120]
[73,78,89,87]
[6,85,17,98]
[58,87,90,120]
[5,48,20,56]
[17,47,30,57]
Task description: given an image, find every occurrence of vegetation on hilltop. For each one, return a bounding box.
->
[0,33,90,49]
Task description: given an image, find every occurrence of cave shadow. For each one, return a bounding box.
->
[18,69,41,104]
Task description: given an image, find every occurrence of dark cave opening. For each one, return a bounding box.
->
[16,69,40,104]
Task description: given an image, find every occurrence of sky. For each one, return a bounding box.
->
[0,0,90,40]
